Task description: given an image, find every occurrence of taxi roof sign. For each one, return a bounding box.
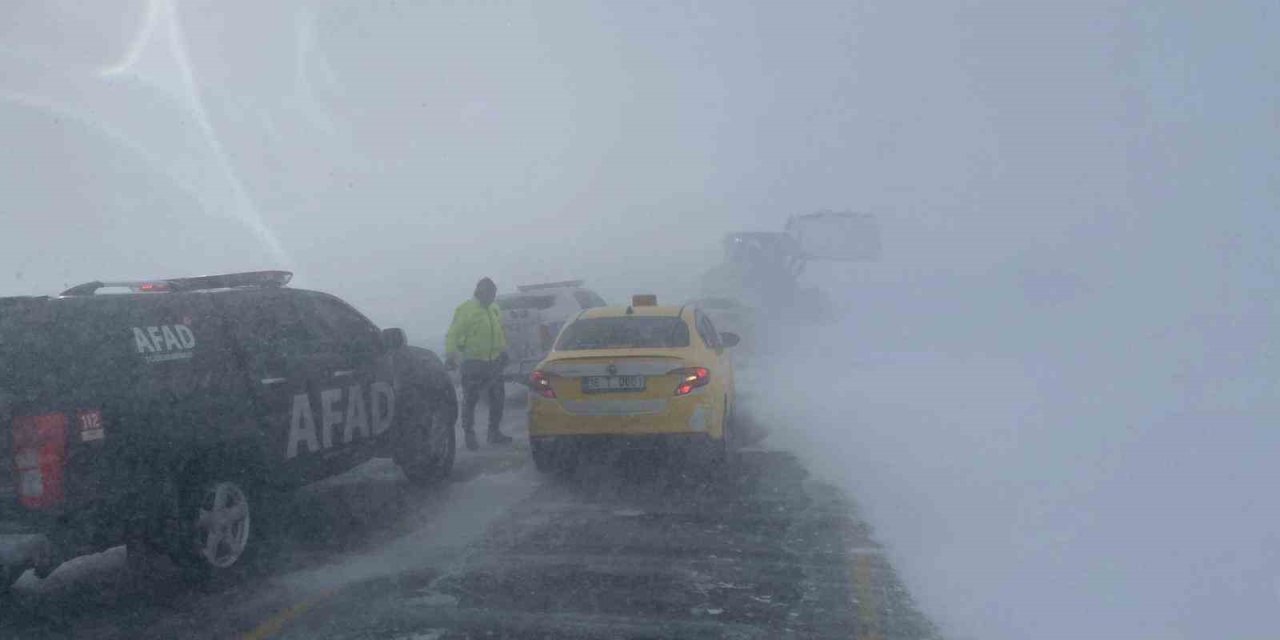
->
[631,294,658,307]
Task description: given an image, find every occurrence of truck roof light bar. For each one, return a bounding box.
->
[60,270,293,296]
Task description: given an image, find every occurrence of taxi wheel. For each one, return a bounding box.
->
[716,398,741,476]
[531,441,552,473]
[531,439,576,476]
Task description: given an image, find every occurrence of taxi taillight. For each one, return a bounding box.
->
[672,367,710,396]
[12,413,69,510]
[530,370,557,398]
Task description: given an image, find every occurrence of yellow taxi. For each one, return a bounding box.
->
[526,295,741,474]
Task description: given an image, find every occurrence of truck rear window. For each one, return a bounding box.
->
[555,317,690,350]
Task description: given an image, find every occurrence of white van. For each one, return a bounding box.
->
[496,281,607,381]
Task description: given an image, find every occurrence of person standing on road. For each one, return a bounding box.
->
[446,277,512,450]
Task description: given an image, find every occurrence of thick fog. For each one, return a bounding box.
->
[3,2,1276,638]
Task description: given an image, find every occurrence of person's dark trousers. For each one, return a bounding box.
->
[460,359,506,444]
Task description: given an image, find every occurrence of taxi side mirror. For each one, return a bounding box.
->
[381,327,407,350]
[719,332,741,348]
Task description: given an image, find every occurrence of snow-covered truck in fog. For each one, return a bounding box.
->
[497,281,607,382]
[698,212,881,347]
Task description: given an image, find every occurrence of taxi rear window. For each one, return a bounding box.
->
[555,317,690,350]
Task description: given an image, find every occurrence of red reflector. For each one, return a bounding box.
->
[12,413,69,509]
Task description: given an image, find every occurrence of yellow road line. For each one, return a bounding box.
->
[241,590,335,640]
[852,551,883,640]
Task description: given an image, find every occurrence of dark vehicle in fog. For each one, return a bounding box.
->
[0,271,456,590]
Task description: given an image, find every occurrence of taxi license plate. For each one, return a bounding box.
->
[582,375,646,393]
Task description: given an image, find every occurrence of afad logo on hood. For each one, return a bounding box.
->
[132,324,196,363]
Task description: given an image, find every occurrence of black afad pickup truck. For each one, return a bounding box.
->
[0,271,456,589]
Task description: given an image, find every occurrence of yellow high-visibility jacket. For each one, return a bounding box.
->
[446,298,506,362]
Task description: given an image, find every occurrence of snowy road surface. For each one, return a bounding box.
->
[0,404,936,639]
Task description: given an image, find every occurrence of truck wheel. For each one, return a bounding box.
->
[397,389,457,486]
[168,476,255,582]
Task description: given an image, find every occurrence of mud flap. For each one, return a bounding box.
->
[0,534,54,588]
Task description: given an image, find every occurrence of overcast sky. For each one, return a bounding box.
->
[3,1,1195,329]
[3,2,1276,638]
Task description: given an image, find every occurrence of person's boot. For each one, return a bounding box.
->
[463,429,479,451]
[487,429,513,445]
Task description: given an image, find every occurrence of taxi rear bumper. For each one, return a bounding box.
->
[528,390,721,439]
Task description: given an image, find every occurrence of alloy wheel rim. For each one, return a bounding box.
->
[195,482,251,569]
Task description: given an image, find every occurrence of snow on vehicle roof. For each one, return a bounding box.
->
[515,280,585,292]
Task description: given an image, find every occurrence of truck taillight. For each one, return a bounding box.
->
[673,367,710,396]
[12,413,68,510]
[529,370,557,398]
